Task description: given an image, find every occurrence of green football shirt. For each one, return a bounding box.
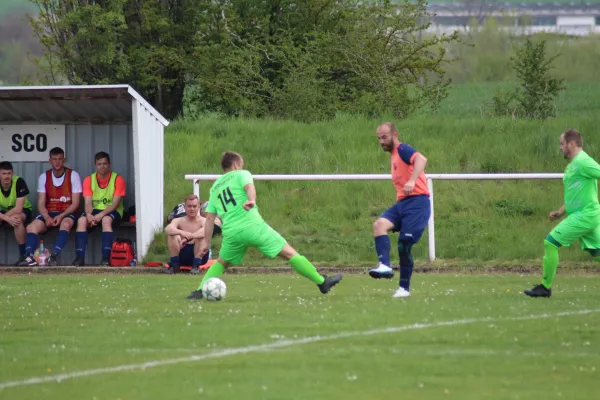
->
[206,169,263,234]
[563,150,600,215]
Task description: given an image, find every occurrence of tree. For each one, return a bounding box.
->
[30,0,204,119]
[0,7,45,85]
[187,0,460,121]
[490,37,565,119]
[30,0,460,121]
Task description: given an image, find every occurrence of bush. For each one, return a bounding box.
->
[489,38,565,119]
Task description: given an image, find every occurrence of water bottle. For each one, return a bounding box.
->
[129,241,137,266]
[38,241,47,266]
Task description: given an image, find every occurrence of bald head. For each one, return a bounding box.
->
[377,122,397,135]
[376,122,399,153]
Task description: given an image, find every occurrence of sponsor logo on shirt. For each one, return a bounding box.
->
[50,196,71,203]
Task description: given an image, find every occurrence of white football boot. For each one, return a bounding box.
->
[392,287,410,298]
[368,263,394,279]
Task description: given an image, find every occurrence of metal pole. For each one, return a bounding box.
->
[427,177,435,261]
[193,179,200,198]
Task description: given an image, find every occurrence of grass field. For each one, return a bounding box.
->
[0,273,599,399]
[155,82,600,265]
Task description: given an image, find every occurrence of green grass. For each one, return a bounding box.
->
[422,82,600,119]
[156,82,600,265]
[0,274,599,399]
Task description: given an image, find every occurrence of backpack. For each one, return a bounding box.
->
[110,238,136,267]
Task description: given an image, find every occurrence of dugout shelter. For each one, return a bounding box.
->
[0,85,168,265]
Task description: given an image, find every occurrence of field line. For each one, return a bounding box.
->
[0,308,597,390]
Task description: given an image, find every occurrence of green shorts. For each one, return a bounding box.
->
[219,222,287,265]
[549,212,600,251]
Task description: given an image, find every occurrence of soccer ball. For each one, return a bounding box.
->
[201,277,227,301]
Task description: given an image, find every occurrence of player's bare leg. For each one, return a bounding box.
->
[166,235,183,274]
[279,243,342,294]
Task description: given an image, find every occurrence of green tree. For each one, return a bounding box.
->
[30,0,203,119]
[30,0,459,121]
[188,0,460,121]
[0,7,45,85]
[489,37,566,119]
[512,38,565,119]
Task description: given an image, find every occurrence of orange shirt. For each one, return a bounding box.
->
[83,173,126,197]
[391,142,429,201]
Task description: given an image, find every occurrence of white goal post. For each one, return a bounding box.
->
[185,173,564,261]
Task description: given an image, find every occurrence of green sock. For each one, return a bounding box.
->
[197,261,226,290]
[289,254,325,285]
[542,239,559,289]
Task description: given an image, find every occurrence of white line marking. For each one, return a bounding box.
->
[0,309,597,390]
[125,348,204,354]
[395,348,598,359]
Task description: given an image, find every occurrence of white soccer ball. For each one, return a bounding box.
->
[201,277,227,301]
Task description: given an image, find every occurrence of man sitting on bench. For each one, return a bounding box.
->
[19,147,82,266]
[164,194,209,274]
[73,151,125,266]
[0,161,33,264]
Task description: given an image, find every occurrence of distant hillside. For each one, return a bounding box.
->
[0,0,36,18]
[426,0,595,4]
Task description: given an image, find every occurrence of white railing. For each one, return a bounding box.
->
[185,173,564,261]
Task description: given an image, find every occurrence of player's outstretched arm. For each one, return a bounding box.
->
[203,213,216,243]
[243,183,256,210]
[199,213,216,256]
[549,205,566,221]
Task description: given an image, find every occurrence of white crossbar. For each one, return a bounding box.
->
[185,173,564,261]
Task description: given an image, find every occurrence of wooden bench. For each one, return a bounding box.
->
[0,222,136,266]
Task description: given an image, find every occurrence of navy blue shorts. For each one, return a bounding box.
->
[380,195,431,243]
[35,211,77,223]
[81,209,122,231]
[179,243,209,266]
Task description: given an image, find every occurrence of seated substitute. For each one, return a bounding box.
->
[73,151,126,266]
[164,194,209,274]
[0,161,32,264]
[19,147,82,266]
[167,200,223,236]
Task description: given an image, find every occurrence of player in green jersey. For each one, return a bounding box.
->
[187,152,342,299]
[525,130,600,298]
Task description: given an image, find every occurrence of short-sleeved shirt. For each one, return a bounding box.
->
[391,142,429,201]
[82,173,126,198]
[1,177,29,201]
[206,170,263,235]
[563,150,600,216]
[38,169,83,193]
